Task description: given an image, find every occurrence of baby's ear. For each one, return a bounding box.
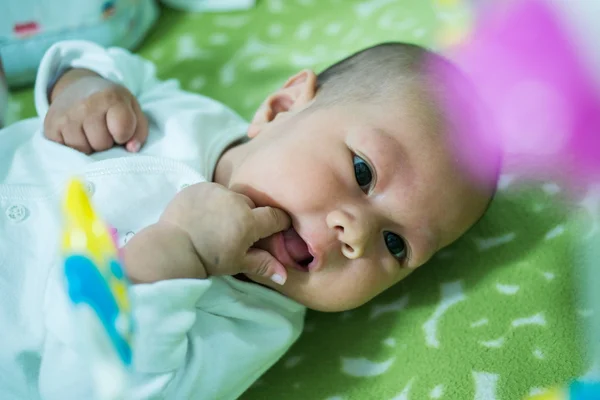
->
[248,70,317,138]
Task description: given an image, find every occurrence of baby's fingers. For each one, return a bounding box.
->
[83,113,114,152]
[250,207,291,242]
[63,123,92,154]
[243,248,287,285]
[106,101,137,145]
[42,112,62,144]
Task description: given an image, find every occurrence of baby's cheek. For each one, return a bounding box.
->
[340,262,393,307]
[289,177,344,213]
[355,257,403,291]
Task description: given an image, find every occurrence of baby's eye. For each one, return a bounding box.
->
[353,155,373,192]
[384,231,407,260]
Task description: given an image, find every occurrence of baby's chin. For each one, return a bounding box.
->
[241,273,371,312]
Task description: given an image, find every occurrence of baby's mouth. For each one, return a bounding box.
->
[282,228,314,271]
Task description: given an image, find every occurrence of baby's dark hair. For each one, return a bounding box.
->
[315,42,445,107]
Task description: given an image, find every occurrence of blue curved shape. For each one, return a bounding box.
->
[64,255,132,366]
[110,259,125,280]
[570,380,600,399]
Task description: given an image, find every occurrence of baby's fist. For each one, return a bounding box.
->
[44,69,148,154]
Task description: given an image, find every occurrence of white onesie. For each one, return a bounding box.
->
[0,40,305,400]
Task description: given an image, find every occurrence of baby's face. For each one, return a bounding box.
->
[226,98,490,312]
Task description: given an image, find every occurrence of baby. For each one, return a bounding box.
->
[0,40,496,399]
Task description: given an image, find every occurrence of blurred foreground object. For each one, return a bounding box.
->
[526,381,600,400]
[61,179,134,400]
[435,0,600,187]
[433,1,600,399]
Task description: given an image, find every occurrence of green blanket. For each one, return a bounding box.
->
[8,1,593,399]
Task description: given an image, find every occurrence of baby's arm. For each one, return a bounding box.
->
[35,40,249,156]
[122,219,208,283]
[123,182,290,285]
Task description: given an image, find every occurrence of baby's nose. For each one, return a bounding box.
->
[326,209,372,260]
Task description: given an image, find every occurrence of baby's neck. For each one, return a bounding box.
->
[212,138,247,185]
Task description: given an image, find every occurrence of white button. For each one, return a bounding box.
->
[6,204,28,222]
[123,231,135,244]
[84,181,95,196]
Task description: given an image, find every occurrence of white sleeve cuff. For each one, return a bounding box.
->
[130,279,211,373]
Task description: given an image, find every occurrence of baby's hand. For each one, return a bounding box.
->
[162,183,291,284]
[44,68,148,154]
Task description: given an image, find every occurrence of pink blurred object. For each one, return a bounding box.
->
[437,0,600,185]
[109,226,124,260]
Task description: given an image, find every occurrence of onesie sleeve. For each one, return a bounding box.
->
[34,40,248,177]
[38,277,305,400]
[127,278,305,399]
[35,39,247,124]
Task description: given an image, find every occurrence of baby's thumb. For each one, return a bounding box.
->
[244,248,287,286]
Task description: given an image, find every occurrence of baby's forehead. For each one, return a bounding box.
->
[365,104,447,159]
